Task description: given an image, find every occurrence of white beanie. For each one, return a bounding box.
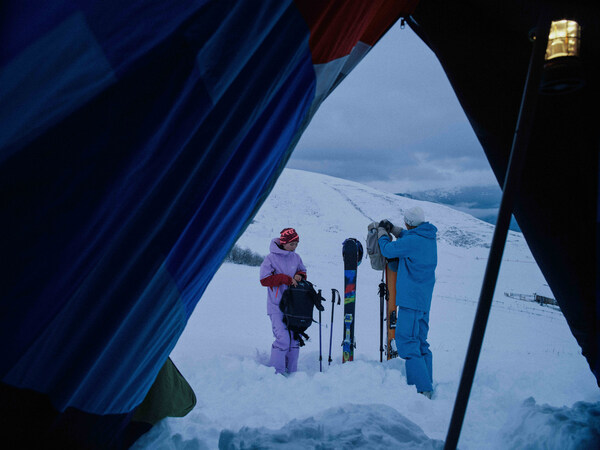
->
[404,206,425,227]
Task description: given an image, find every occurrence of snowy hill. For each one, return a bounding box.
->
[134,169,599,449]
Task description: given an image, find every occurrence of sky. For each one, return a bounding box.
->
[288,22,500,195]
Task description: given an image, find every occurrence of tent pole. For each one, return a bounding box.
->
[444,20,551,450]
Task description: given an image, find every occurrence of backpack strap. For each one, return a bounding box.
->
[295,331,309,347]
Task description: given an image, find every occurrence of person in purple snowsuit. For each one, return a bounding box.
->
[259,228,307,375]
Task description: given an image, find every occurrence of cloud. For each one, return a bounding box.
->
[288,23,498,194]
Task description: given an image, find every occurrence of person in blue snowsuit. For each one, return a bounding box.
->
[378,206,438,399]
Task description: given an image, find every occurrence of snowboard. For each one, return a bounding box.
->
[342,238,359,363]
[386,263,399,359]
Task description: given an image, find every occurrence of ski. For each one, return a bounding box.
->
[342,313,353,362]
[342,238,361,363]
[386,262,399,359]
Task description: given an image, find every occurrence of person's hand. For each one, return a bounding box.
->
[391,225,403,238]
[291,274,302,287]
[377,227,391,240]
[378,219,394,233]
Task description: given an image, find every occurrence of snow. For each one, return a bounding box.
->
[132,169,600,449]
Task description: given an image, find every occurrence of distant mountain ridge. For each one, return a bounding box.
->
[397,185,501,209]
[397,185,521,232]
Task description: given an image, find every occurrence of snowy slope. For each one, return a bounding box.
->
[133,169,600,449]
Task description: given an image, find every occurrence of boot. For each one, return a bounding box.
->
[418,391,433,399]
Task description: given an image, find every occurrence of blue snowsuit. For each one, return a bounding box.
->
[379,222,437,393]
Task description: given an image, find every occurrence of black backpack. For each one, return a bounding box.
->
[279,280,325,347]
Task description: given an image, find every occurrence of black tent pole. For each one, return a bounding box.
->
[444,20,550,450]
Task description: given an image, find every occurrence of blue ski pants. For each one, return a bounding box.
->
[395,307,433,392]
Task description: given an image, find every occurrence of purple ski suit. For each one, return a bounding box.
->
[260,238,307,374]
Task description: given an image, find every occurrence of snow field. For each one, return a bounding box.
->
[134,169,599,449]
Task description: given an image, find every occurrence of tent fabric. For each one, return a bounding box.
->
[2,0,315,416]
[295,0,418,121]
[409,0,600,385]
[132,357,196,426]
[0,0,415,446]
[295,0,418,64]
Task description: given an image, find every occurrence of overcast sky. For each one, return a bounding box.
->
[289,23,500,194]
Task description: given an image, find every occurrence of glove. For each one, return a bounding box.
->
[377,227,391,240]
[378,219,394,233]
[391,225,403,238]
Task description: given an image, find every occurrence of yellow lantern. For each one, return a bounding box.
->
[541,20,584,94]
[545,20,581,60]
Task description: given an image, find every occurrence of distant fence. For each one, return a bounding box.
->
[533,294,558,306]
[504,292,558,307]
[475,257,535,263]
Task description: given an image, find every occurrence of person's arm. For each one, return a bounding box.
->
[295,257,307,281]
[260,273,294,287]
[259,256,292,287]
[378,234,417,260]
[378,220,403,239]
[378,235,394,259]
[391,225,404,238]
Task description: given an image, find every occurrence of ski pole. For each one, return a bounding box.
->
[328,289,340,365]
[318,289,323,373]
[378,273,386,362]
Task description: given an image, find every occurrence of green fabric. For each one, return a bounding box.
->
[132,357,196,425]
